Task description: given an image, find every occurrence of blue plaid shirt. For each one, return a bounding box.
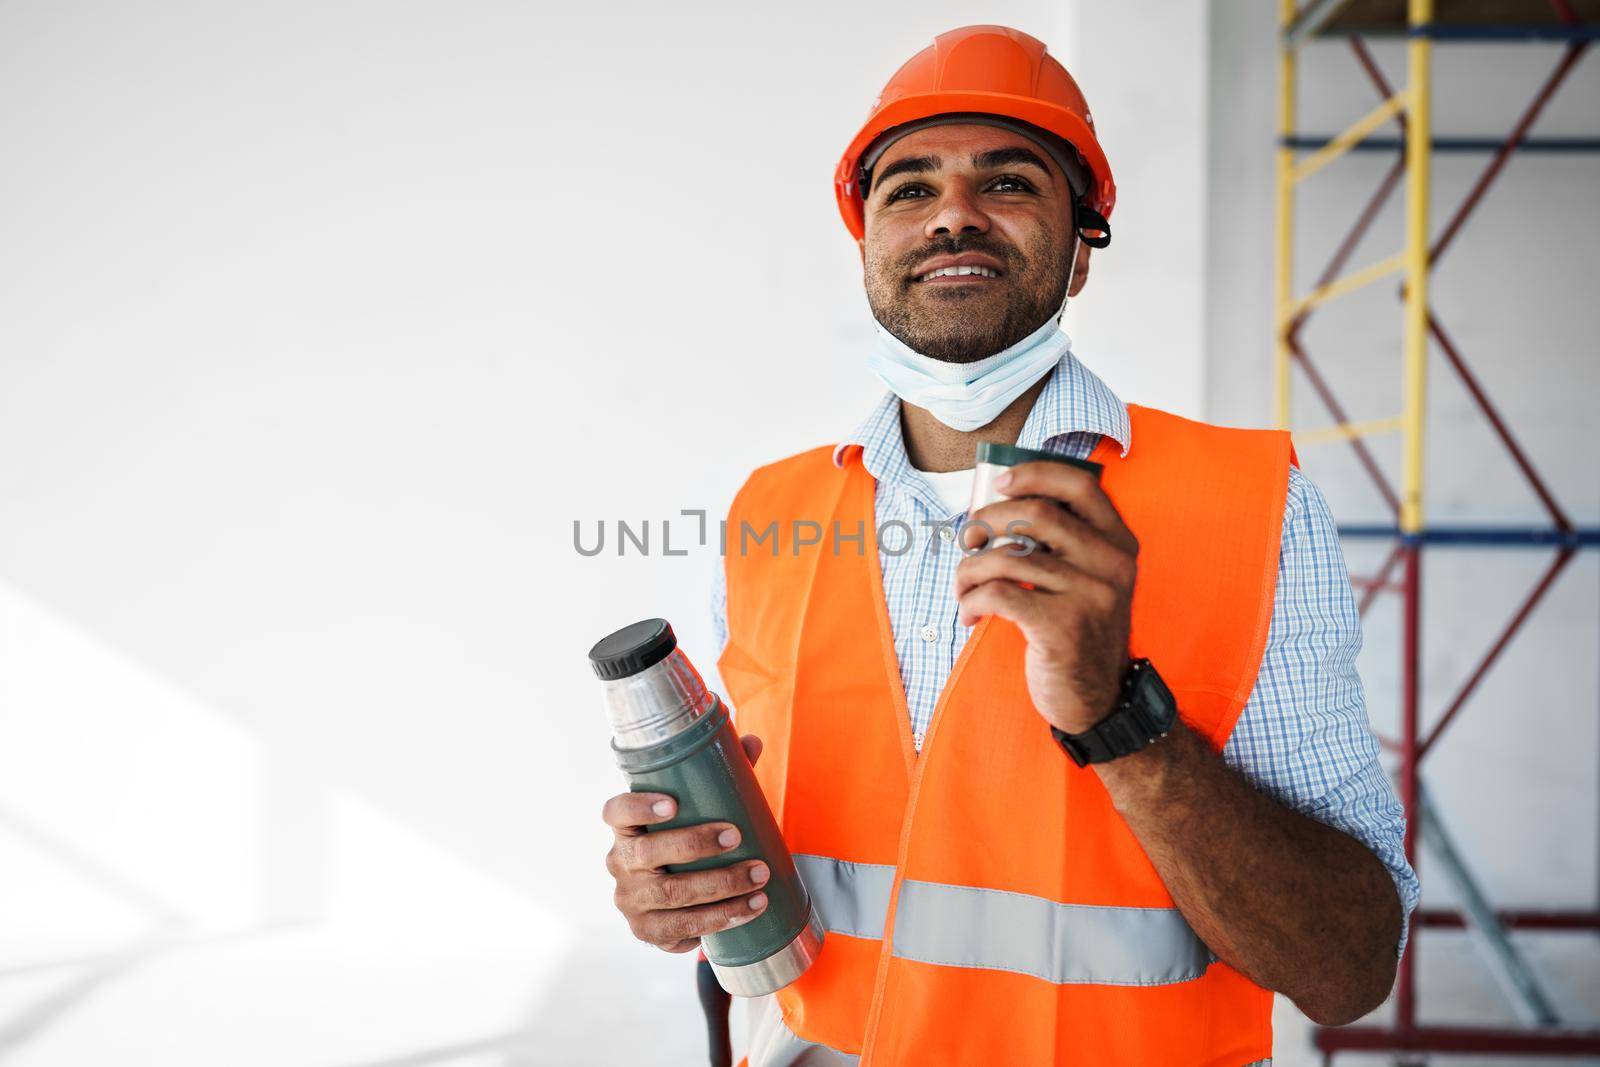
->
[712,347,1418,952]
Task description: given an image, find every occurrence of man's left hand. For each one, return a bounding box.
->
[954,459,1139,735]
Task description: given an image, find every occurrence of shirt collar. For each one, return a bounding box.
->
[830,347,1132,478]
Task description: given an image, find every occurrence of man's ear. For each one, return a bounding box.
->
[1068,241,1092,298]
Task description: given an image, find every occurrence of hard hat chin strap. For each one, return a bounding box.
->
[1055,199,1111,323]
[1074,202,1112,249]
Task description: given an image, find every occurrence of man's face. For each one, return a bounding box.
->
[862,124,1082,364]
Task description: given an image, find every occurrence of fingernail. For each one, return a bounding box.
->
[750,863,770,884]
[748,893,768,910]
[718,828,740,848]
[995,469,1013,489]
[726,911,755,928]
[652,800,673,817]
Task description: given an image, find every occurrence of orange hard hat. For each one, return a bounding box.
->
[834,25,1116,246]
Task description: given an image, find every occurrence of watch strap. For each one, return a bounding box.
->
[1051,660,1172,767]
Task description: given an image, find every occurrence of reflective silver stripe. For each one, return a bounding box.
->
[746,993,861,1067]
[792,853,895,940]
[892,879,1214,986]
[746,989,1260,1067]
[791,854,1213,987]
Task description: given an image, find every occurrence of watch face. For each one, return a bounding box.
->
[1134,666,1178,731]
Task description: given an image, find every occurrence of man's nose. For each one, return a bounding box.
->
[924,182,990,239]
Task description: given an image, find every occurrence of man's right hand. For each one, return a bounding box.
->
[602,733,771,954]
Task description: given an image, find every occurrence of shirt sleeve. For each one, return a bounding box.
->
[1220,465,1420,956]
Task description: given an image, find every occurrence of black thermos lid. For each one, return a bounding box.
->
[589,617,678,680]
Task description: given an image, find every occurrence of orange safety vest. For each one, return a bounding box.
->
[718,404,1290,1066]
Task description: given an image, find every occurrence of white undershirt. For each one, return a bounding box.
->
[913,466,975,517]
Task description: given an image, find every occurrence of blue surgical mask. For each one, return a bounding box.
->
[866,298,1071,432]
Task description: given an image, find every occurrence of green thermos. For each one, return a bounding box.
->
[589,618,824,996]
[969,441,1103,548]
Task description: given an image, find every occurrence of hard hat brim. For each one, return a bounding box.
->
[834,90,1117,245]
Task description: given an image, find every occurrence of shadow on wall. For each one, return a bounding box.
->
[0,580,574,1063]
[328,935,711,1067]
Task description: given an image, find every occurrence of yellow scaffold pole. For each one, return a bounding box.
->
[1275,0,1298,431]
[1402,0,1432,534]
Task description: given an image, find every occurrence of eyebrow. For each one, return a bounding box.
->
[874,154,939,186]
[872,146,1055,192]
[973,146,1052,177]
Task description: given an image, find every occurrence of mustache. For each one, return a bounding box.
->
[899,235,1019,277]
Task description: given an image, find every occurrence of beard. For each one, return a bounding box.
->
[864,229,1074,364]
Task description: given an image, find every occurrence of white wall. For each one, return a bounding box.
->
[1206,2,1600,1052]
[0,1,1211,1062]
[0,0,1216,924]
[1061,0,1212,417]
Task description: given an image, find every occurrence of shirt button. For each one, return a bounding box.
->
[920,624,937,643]
[938,526,955,543]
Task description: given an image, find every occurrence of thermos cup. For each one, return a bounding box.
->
[968,441,1103,548]
[589,618,824,996]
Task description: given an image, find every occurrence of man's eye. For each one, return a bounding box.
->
[885,177,1033,202]
[990,175,1034,193]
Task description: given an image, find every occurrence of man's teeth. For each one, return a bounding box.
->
[919,265,999,281]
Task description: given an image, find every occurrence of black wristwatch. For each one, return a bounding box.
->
[1050,659,1177,767]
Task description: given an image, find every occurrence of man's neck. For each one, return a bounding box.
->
[900,373,1051,473]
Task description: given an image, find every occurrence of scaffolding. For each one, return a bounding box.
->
[1275,0,1600,1060]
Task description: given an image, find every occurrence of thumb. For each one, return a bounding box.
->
[740,733,764,766]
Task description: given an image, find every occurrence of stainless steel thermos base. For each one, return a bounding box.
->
[710,905,826,998]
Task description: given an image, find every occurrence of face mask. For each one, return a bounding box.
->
[866,293,1072,433]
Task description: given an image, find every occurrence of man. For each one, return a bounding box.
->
[601,24,1416,1065]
